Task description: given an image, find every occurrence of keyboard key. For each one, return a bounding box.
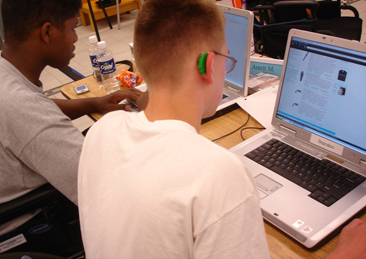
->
[253,156,261,162]
[323,197,337,206]
[317,196,326,202]
[245,152,257,159]
[310,189,324,198]
[309,179,317,185]
[274,161,282,166]
[264,162,274,168]
[305,184,317,192]
[253,149,265,158]
[357,176,366,183]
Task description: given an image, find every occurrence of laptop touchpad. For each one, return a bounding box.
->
[255,174,282,199]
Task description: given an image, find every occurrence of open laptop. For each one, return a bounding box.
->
[203,5,253,123]
[230,29,366,248]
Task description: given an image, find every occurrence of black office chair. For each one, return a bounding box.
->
[252,0,362,58]
[252,0,319,58]
[251,0,318,23]
[0,184,84,258]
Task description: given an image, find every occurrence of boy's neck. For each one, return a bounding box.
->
[144,84,203,133]
[2,42,46,85]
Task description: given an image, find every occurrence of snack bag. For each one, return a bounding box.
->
[116,70,143,88]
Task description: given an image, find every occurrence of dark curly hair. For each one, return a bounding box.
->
[1,0,81,43]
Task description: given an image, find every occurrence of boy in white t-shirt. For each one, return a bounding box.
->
[78,0,366,258]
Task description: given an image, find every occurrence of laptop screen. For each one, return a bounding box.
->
[223,12,249,89]
[276,37,366,154]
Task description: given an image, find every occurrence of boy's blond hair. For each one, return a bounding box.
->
[134,0,225,86]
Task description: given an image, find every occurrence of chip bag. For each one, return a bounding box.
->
[116,70,143,88]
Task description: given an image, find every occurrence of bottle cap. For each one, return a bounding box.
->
[97,41,107,49]
[89,36,98,44]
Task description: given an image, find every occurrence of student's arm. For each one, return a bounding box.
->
[324,219,366,259]
[20,121,83,205]
[52,88,142,120]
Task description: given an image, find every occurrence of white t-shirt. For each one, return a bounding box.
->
[78,111,270,259]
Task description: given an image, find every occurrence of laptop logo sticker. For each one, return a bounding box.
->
[293,220,304,228]
[302,226,313,234]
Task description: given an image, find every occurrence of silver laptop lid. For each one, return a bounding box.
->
[272,29,366,167]
[217,5,254,97]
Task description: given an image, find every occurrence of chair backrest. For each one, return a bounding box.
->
[255,20,316,58]
[317,0,341,19]
[0,184,83,258]
[272,0,319,23]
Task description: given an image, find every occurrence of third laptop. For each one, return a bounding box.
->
[202,5,253,123]
[230,29,366,248]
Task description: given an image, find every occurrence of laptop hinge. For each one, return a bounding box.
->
[360,159,366,170]
[279,125,296,136]
[227,86,240,95]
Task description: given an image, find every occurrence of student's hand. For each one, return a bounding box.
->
[324,219,366,259]
[137,90,149,111]
[96,88,142,114]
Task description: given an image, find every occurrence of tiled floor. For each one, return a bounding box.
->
[41,0,366,132]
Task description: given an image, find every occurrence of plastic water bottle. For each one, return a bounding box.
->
[242,0,247,9]
[97,41,121,94]
[88,36,103,87]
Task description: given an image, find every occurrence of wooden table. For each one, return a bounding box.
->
[61,64,135,121]
[61,67,366,259]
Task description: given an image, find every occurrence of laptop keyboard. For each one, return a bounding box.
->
[245,139,366,207]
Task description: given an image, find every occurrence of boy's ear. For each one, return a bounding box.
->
[205,52,214,84]
[41,22,53,44]
[198,52,214,84]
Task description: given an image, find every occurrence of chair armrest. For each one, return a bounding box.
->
[251,4,274,10]
[251,5,273,11]
[0,184,60,223]
[340,4,359,18]
[273,0,318,8]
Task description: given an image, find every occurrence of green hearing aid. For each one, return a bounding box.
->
[198,52,209,74]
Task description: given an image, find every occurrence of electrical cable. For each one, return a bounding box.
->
[116,60,133,72]
[211,113,251,142]
[240,126,265,141]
